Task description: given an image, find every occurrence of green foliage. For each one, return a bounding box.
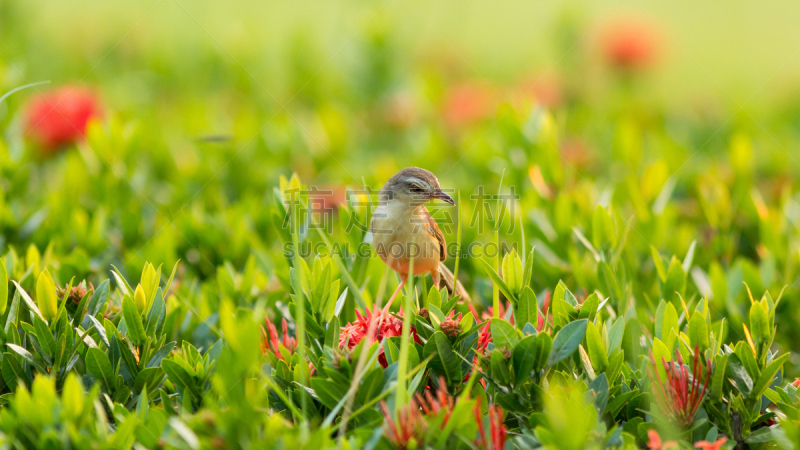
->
[0,4,799,447]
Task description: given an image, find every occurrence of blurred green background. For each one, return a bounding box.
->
[2,0,800,363]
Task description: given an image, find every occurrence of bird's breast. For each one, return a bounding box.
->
[371,203,440,275]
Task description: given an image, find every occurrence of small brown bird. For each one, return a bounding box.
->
[371,167,469,305]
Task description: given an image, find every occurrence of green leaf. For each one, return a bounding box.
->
[11,281,44,320]
[0,259,7,315]
[501,250,523,295]
[490,318,520,349]
[162,359,201,397]
[548,319,588,367]
[479,259,517,304]
[6,343,47,373]
[727,353,753,397]
[661,302,678,341]
[310,378,348,410]
[36,269,58,322]
[110,265,134,298]
[534,333,552,371]
[578,292,599,321]
[662,257,686,302]
[87,280,110,317]
[751,353,790,400]
[123,295,147,346]
[86,347,114,388]
[490,350,511,386]
[688,313,709,351]
[422,332,462,386]
[585,322,608,372]
[512,335,538,387]
[589,373,609,415]
[749,300,770,345]
[682,240,697,273]
[597,262,622,305]
[591,205,616,249]
[514,287,537,330]
[522,247,535,289]
[427,285,441,309]
[651,247,667,282]
[32,314,56,358]
[710,354,728,401]
[607,318,625,355]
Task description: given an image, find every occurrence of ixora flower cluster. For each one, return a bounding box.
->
[253,242,796,449]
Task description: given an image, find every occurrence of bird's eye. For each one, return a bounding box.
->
[410,186,423,193]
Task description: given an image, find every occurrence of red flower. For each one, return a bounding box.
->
[474,398,507,450]
[465,320,493,389]
[261,316,297,360]
[790,378,800,388]
[601,19,660,70]
[339,305,420,368]
[443,82,496,127]
[482,300,513,325]
[694,437,727,450]
[475,321,492,355]
[24,86,102,153]
[648,345,711,426]
[308,185,347,214]
[646,430,677,449]
[380,378,453,449]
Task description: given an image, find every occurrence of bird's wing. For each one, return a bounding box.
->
[421,205,447,262]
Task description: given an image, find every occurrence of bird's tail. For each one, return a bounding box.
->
[438,262,472,304]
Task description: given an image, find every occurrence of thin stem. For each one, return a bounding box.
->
[289,195,308,425]
[453,190,462,290]
[396,255,414,412]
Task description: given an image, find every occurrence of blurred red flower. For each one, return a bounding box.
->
[601,19,660,70]
[646,430,677,449]
[380,377,453,449]
[24,86,102,153]
[261,316,297,360]
[474,398,507,450]
[443,82,496,127]
[694,437,727,450]
[516,74,563,108]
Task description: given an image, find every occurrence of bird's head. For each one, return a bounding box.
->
[379,167,455,206]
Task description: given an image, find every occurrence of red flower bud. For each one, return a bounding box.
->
[24,86,102,154]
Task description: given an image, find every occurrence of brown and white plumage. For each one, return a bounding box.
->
[371,167,470,304]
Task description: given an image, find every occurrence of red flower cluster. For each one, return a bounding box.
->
[601,19,660,70]
[261,316,297,360]
[474,398,507,450]
[649,346,711,426]
[380,378,454,449]
[339,305,419,368]
[24,86,103,153]
[56,282,94,305]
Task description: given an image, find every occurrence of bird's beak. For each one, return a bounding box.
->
[433,190,456,205]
